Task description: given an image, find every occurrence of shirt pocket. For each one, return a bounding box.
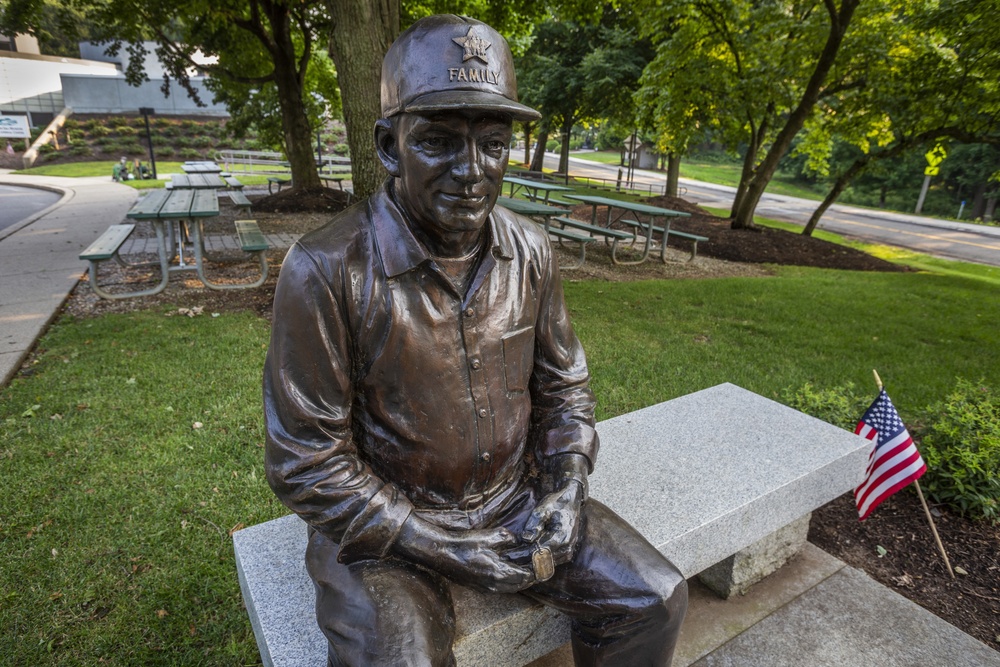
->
[501,326,534,393]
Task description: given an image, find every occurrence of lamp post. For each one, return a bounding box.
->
[138,107,157,179]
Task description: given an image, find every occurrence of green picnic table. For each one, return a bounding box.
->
[181,161,223,174]
[564,194,692,265]
[117,189,268,294]
[170,173,228,189]
[496,196,568,229]
[502,176,572,204]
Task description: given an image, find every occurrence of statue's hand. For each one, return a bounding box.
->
[395,515,534,594]
[520,480,585,567]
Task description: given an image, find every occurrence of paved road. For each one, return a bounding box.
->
[542,153,1000,267]
[0,184,61,233]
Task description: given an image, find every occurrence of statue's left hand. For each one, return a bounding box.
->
[520,480,585,567]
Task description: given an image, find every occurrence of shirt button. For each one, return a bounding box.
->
[478,408,487,418]
[465,307,475,317]
[470,358,481,370]
[481,452,491,462]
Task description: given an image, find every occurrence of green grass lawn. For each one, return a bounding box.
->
[570,151,828,201]
[14,161,279,190]
[2,254,997,662]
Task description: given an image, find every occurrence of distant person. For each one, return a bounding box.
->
[5,141,14,155]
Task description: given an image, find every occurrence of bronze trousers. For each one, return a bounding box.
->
[306,483,688,667]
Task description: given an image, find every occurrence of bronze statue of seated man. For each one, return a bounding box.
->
[263,14,687,666]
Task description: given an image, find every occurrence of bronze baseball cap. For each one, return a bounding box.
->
[381,15,541,122]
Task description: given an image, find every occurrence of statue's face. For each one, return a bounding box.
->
[387,110,512,244]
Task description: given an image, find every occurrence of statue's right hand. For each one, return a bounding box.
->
[395,517,535,594]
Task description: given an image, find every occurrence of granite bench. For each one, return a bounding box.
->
[233,382,869,667]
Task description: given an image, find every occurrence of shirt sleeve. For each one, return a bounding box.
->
[263,243,413,563]
[528,229,600,472]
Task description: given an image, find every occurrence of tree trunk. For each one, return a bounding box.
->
[879,184,887,208]
[328,0,399,199]
[530,128,548,172]
[984,196,998,222]
[970,182,987,219]
[267,3,321,190]
[803,158,868,235]
[730,0,860,229]
[558,119,573,176]
[666,152,680,197]
[522,121,533,166]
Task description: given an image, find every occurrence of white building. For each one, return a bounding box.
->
[0,36,227,127]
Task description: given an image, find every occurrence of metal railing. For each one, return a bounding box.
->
[215,149,351,175]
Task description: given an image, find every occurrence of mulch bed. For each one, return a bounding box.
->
[47,187,998,652]
[562,195,910,272]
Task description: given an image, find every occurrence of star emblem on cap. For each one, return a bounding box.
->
[453,27,491,64]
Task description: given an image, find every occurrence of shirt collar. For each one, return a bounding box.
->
[371,179,514,279]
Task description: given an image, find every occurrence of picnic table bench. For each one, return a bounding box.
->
[267,176,290,194]
[552,216,634,265]
[233,383,869,667]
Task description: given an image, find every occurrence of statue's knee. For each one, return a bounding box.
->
[645,564,689,628]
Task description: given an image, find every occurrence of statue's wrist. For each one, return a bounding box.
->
[560,471,588,502]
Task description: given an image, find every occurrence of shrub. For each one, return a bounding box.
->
[546,139,559,152]
[70,145,93,157]
[107,116,129,128]
[83,118,103,132]
[37,142,57,154]
[94,136,118,147]
[192,135,214,148]
[63,119,81,131]
[180,119,200,130]
[780,382,870,432]
[156,145,175,157]
[918,380,1000,522]
[180,148,203,160]
[332,142,349,156]
[116,125,138,137]
[89,124,111,138]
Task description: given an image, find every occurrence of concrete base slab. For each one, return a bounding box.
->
[691,565,1000,667]
[527,543,847,667]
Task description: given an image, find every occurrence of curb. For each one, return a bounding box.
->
[0,180,74,242]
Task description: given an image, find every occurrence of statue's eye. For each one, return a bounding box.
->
[421,137,447,150]
[483,140,506,154]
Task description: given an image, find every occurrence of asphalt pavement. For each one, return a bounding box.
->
[0,183,62,234]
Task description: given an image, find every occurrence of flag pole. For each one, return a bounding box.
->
[872,370,955,579]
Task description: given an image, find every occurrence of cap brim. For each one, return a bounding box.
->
[400,89,541,122]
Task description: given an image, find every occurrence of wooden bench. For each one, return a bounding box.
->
[617,220,709,262]
[233,383,869,667]
[552,216,636,265]
[267,176,290,194]
[79,224,170,299]
[224,176,245,190]
[546,226,595,270]
[227,190,253,215]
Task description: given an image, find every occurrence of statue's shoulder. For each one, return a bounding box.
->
[491,202,553,260]
[296,197,372,258]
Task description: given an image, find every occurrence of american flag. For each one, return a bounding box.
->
[854,389,927,521]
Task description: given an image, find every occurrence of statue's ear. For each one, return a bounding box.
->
[374,119,400,177]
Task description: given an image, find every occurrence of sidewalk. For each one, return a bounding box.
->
[2,174,999,666]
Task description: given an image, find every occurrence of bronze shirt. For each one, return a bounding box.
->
[263,181,598,563]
